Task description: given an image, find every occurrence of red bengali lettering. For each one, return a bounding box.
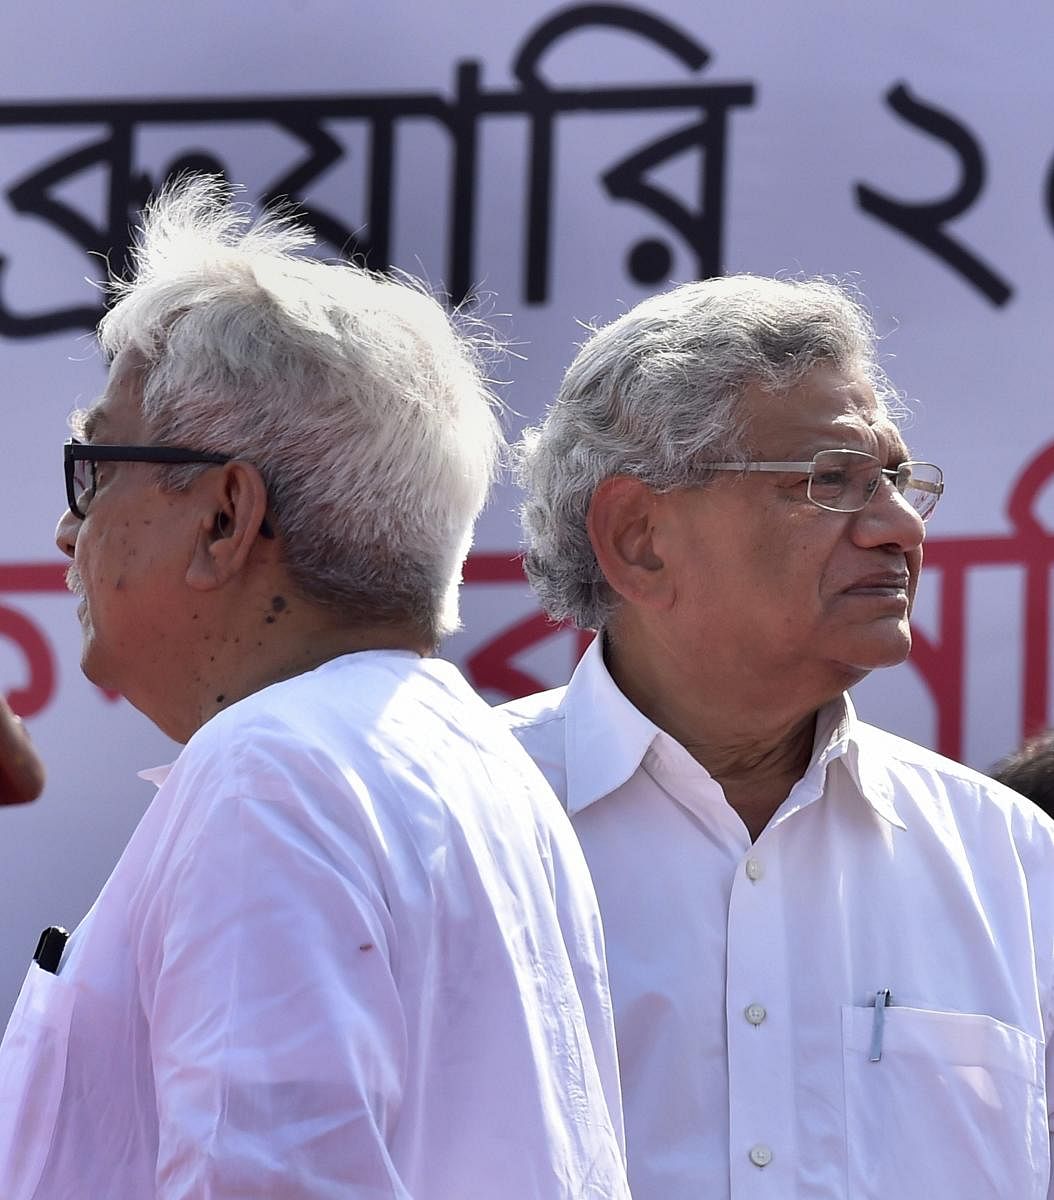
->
[0,604,56,717]
[0,563,120,708]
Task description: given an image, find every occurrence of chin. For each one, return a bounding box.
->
[835,628,913,677]
[849,643,912,674]
[79,640,114,692]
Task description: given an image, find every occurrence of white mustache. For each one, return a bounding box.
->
[65,566,85,599]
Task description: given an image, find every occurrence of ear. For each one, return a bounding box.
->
[586,475,675,611]
[186,461,272,593]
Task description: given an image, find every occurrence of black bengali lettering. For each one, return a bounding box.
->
[855,83,1012,307]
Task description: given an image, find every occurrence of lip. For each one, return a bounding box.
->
[842,573,910,597]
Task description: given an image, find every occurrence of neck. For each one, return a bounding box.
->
[603,619,829,840]
[146,584,431,743]
[194,623,428,735]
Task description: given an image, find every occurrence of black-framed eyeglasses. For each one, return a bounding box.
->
[64,439,231,520]
[63,439,276,541]
[707,448,945,520]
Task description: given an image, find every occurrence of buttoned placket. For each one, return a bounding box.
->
[726,825,794,1195]
[640,737,800,1194]
[724,753,839,1198]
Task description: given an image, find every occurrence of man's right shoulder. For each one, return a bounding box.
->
[497,687,570,804]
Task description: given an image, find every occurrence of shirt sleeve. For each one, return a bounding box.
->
[1033,822,1054,1198]
[135,781,412,1200]
[1047,973,1054,1197]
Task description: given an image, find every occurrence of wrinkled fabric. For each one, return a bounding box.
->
[502,636,1054,1200]
[0,651,629,1199]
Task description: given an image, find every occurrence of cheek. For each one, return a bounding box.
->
[72,531,96,587]
[75,527,131,597]
[736,538,821,629]
[803,536,857,608]
[765,523,832,583]
[907,547,924,604]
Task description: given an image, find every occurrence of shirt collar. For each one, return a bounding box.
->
[561,637,905,830]
[562,634,663,816]
[137,763,174,789]
[811,693,906,830]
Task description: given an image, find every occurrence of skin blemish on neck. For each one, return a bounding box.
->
[271,595,287,613]
[215,694,225,705]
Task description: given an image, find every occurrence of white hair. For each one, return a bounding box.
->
[517,274,904,630]
[98,176,503,643]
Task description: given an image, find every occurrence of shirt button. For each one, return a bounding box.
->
[745,1003,767,1025]
[749,1144,773,1168]
[745,858,763,881]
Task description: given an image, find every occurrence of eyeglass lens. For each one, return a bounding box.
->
[807,450,942,519]
[72,458,95,515]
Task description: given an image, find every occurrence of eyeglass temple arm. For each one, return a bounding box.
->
[905,476,943,495]
[706,461,816,473]
[709,461,944,492]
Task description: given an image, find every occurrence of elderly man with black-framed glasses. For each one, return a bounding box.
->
[501,274,1054,1200]
[0,178,631,1200]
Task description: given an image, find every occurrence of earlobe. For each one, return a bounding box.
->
[587,476,674,611]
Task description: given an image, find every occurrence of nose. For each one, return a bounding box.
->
[55,508,80,560]
[852,475,926,552]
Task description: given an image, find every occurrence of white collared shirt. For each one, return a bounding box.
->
[0,651,629,1199]
[501,636,1054,1200]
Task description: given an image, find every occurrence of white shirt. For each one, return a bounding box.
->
[501,635,1054,1200]
[0,651,629,1199]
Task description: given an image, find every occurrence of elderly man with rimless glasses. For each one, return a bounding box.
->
[500,275,1054,1200]
[0,179,632,1200]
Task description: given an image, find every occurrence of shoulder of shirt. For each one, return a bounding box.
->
[857,720,1002,788]
[856,719,1054,834]
[176,653,474,772]
[856,720,973,777]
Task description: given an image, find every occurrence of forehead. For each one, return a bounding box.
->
[74,354,147,442]
[740,362,905,459]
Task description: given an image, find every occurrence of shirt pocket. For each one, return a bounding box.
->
[842,1003,1047,1200]
[0,963,77,1199]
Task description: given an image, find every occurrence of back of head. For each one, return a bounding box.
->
[99,177,503,644]
[991,732,1054,819]
[517,274,900,630]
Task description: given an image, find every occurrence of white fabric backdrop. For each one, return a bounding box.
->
[0,0,1051,1016]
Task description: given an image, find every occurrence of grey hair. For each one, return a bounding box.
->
[98,176,503,643]
[517,274,903,630]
